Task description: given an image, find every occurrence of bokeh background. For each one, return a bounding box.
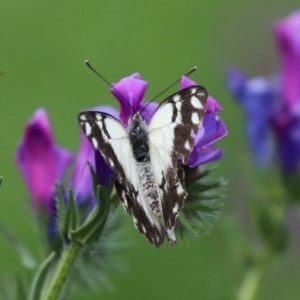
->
[1,1,300,299]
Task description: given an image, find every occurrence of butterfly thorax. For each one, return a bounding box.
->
[129,113,150,162]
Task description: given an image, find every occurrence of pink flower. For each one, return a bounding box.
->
[16,108,73,211]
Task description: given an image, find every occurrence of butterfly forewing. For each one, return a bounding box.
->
[148,85,207,240]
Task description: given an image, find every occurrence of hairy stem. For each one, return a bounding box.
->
[44,242,82,300]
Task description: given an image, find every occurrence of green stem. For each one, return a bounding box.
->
[237,263,264,300]
[44,242,82,300]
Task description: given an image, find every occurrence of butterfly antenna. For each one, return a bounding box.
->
[139,66,197,115]
[85,60,112,88]
[151,66,197,102]
[85,60,137,114]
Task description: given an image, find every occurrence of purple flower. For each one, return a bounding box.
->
[227,11,300,172]
[274,11,300,110]
[227,68,276,165]
[272,11,300,171]
[16,108,73,211]
[111,73,158,126]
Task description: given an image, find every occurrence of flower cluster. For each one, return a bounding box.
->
[227,11,300,173]
[16,72,227,238]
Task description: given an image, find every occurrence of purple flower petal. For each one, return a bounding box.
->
[207,96,223,112]
[95,150,115,188]
[16,108,73,211]
[111,73,148,126]
[274,11,300,109]
[189,113,227,167]
[140,101,159,124]
[180,76,197,89]
[196,112,228,147]
[227,72,276,165]
[272,108,300,171]
[226,67,247,100]
[189,146,223,167]
[72,132,95,205]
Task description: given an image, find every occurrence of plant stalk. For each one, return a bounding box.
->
[237,263,264,300]
[44,241,82,300]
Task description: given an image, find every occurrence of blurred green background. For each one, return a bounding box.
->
[1,1,300,299]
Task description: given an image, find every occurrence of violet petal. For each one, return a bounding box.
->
[110,73,148,126]
[16,108,73,211]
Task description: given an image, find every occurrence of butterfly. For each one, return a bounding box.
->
[78,85,207,246]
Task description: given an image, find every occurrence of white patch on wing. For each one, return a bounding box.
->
[176,184,185,196]
[96,120,103,130]
[109,158,114,167]
[95,113,102,121]
[173,94,181,102]
[175,102,182,123]
[191,95,203,109]
[92,137,98,148]
[121,191,128,208]
[172,203,179,214]
[192,112,200,124]
[141,224,146,234]
[166,228,176,244]
[85,123,92,136]
[104,118,127,139]
[133,217,138,228]
[149,103,174,129]
[184,141,191,150]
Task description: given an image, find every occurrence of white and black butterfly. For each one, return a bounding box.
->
[78,85,207,246]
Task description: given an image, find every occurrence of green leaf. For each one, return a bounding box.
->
[28,252,56,300]
[69,207,129,294]
[0,176,3,187]
[54,184,67,236]
[70,185,111,244]
[177,167,225,239]
[63,190,78,240]
[0,221,37,269]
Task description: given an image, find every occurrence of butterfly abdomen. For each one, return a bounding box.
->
[137,162,161,215]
